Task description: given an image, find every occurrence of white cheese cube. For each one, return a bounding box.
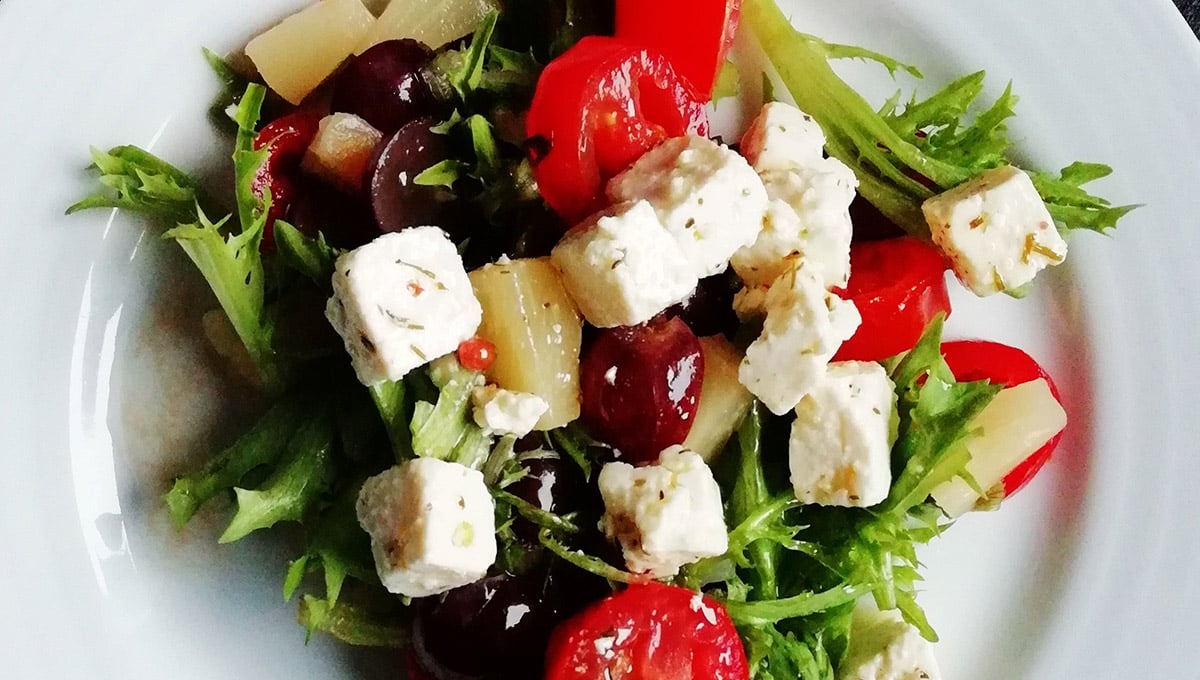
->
[840,608,941,680]
[739,102,827,173]
[738,261,861,415]
[731,165,856,291]
[326,228,482,386]
[550,201,697,328]
[607,135,768,278]
[471,385,549,437]
[356,458,497,598]
[922,165,1067,296]
[598,447,728,577]
[790,361,897,507]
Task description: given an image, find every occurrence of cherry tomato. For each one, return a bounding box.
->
[941,340,1065,496]
[833,237,951,362]
[615,0,741,98]
[545,583,749,680]
[251,111,321,250]
[457,337,498,372]
[526,37,709,223]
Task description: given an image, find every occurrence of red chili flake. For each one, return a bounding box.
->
[458,337,498,372]
[408,281,425,297]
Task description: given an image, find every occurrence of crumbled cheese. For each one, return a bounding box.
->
[922,165,1067,296]
[597,447,728,577]
[738,260,861,415]
[355,458,496,598]
[608,135,768,278]
[326,228,481,386]
[550,201,697,328]
[471,385,549,437]
[790,361,897,507]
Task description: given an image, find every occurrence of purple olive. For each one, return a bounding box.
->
[330,39,445,135]
[365,117,474,238]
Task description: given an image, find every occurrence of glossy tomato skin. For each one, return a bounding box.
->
[615,0,741,98]
[834,237,951,362]
[251,111,322,250]
[526,37,709,223]
[545,583,749,680]
[940,340,1065,495]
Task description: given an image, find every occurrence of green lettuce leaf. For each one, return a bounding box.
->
[273,220,339,285]
[164,209,282,391]
[163,395,311,528]
[284,479,376,607]
[220,412,337,543]
[743,0,1137,236]
[297,595,411,647]
[409,357,492,468]
[66,145,219,223]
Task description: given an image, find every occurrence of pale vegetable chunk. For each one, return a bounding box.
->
[356,458,496,598]
[245,0,376,105]
[358,0,498,54]
[840,608,941,680]
[922,165,1067,296]
[469,258,583,430]
[683,336,754,462]
[598,447,728,577]
[930,378,1067,517]
[301,113,383,194]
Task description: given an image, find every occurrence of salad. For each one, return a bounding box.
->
[69,0,1136,678]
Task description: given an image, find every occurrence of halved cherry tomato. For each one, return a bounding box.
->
[545,583,748,680]
[526,37,709,223]
[834,237,951,362]
[457,337,498,372]
[941,340,1065,496]
[252,111,321,250]
[615,0,741,99]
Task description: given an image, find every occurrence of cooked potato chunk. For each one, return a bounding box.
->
[469,258,582,430]
[246,0,376,105]
[301,113,383,194]
[683,336,755,462]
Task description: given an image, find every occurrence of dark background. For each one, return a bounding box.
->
[1178,0,1200,33]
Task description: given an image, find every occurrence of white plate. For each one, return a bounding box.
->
[1,0,1197,678]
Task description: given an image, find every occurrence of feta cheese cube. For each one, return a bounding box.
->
[738,261,861,415]
[326,228,482,386]
[471,385,549,437]
[356,458,497,598]
[739,102,827,173]
[922,165,1067,296]
[607,135,768,278]
[790,361,897,507]
[550,201,697,328]
[597,447,728,577]
[731,164,857,291]
[841,608,941,680]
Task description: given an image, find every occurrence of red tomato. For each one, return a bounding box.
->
[834,237,951,362]
[615,0,741,98]
[545,583,748,680]
[526,37,709,223]
[457,337,498,372]
[940,340,1065,496]
[252,111,321,249]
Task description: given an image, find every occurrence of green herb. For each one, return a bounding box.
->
[297,595,410,648]
[370,379,414,462]
[538,529,644,585]
[742,0,1137,236]
[414,159,470,188]
[494,489,582,535]
[163,395,311,528]
[67,145,218,223]
[409,357,492,468]
[274,220,339,285]
[220,412,337,543]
